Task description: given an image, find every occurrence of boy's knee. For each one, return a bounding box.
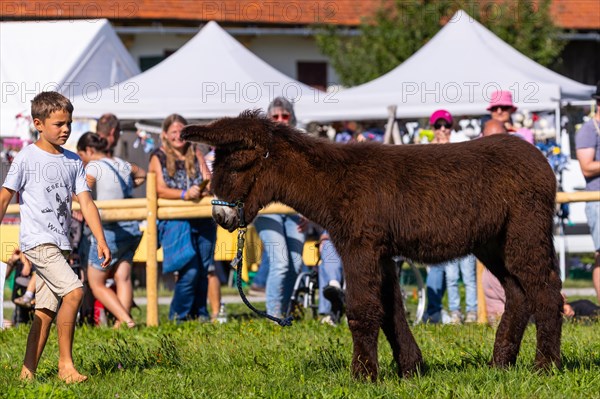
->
[64,287,84,302]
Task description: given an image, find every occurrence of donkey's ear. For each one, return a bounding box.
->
[181,124,225,147]
[182,111,271,148]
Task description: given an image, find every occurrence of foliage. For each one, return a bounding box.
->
[483,0,566,68]
[315,0,566,86]
[1,304,599,398]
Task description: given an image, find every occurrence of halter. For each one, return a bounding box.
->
[209,148,268,229]
[211,198,293,327]
[211,199,246,228]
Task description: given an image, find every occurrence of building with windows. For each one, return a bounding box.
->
[1,1,598,90]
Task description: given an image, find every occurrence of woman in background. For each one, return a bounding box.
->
[253,97,307,318]
[148,114,217,322]
[77,132,145,328]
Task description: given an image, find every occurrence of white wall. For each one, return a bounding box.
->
[127,33,194,64]
[246,35,341,86]
[124,32,340,86]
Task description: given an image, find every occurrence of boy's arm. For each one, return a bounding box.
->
[76,191,111,268]
[0,187,15,223]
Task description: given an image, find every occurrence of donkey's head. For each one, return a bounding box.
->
[181,110,277,231]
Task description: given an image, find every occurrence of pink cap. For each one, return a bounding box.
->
[429,109,453,126]
[487,90,517,111]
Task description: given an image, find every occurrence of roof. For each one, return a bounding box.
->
[0,0,375,26]
[551,0,600,30]
[2,0,598,29]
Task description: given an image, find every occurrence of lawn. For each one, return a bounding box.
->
[1,303,599,399]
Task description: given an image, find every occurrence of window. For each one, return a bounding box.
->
[139,50,176,72]
[297,61,327,91]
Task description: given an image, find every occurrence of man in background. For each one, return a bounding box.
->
[575,81,600,304]
[96,113,122,158]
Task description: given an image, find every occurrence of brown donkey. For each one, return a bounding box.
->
[182,110,562,380]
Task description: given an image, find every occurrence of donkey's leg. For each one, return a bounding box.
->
[379,257,423,377]
[491,275,531,367]
[522,265,562,370]
[343,250,384,381]
[505,222,562,370]
[475,244,530,367]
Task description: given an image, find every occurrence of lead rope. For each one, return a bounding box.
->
[212,200,293,327]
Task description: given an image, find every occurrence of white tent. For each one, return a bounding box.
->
[72,21,318,120]
[0,19,140,138]
[297,10,594,122]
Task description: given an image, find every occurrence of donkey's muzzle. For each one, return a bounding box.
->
[212,205,239,232]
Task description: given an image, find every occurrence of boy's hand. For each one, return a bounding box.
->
[97,241,112,268]
[71,210,83,222]
[9,249,32,276]
[20,254,32,276]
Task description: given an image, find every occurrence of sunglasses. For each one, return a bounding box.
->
[271,113,290,121]
[434,122,451,130]
[491,105,513,113]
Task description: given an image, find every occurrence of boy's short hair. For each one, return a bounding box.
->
[31,91,74,122]
[96,113,119,136]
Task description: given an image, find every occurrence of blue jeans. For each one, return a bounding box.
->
[423,265,446,323]
[445,255,477,313]
[169,219,216,321]
[254,214,306,318]
[318,239,343,315]
[585,201,600,251]
[252,249,270,288]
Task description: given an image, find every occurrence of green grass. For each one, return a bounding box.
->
[1,303,599,399]
[562,278,597,289]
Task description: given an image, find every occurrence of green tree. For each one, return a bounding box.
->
[315,0,565,87]
[484,0,565,67]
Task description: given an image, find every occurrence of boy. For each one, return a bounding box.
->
[0,92,111,383]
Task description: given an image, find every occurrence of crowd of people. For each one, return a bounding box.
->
[1,85,599,382]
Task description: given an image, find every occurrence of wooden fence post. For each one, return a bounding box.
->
[146,173,159,326]
[476,260,487,324]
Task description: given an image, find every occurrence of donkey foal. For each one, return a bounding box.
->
[182,110,562,380]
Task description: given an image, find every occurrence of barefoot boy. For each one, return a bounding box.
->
[0,92,111,383]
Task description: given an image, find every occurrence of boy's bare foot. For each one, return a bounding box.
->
[58,367,88,384]
[20,366,35,381]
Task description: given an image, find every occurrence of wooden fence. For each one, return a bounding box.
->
[4,173,296,326]
[3,172,599,326]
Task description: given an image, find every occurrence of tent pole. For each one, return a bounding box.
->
[555,103,562,146]
[555,102,567,282]
[384,105,397,144]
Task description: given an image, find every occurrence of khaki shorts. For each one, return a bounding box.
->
[24,244,83,312]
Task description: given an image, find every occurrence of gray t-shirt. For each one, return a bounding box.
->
[85,157,133,200]
[575,119,600,191]
[2,144,89,251]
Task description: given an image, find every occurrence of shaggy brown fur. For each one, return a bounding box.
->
[182,110,562,380]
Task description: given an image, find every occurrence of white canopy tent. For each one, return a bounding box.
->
[72,21,317,120]
[0,19,140,138]
[296,10,594,123]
